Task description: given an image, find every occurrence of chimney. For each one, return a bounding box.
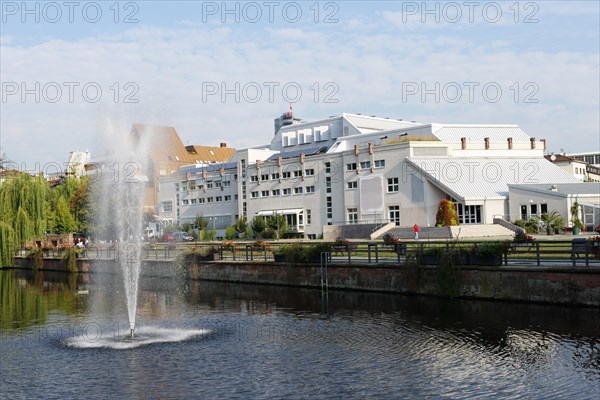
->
[540,139,546,150]
[530,137,536,149]
[368,143,374,155]
[507,137,513,149]
[354,144,359,156]
[461,137,466,150]
[484,137,490,150]
[220,142,227,148]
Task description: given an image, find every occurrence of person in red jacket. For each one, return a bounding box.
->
[413,224,419,240]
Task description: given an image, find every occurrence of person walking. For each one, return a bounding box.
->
[413,224,419,240]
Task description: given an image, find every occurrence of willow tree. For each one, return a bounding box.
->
[0,222,15,267]
[14,207,34,248]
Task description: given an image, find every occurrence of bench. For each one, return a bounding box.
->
[571,238,587,259]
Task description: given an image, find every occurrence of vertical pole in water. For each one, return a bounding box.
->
[129,322,135,338]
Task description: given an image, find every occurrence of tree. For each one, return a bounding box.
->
[251,217,266,238]
[225,226,236,240]
[234,217,248,235]
[0,222,16,267]
[266,213,289,239]
[194,213,209,231]
[435,200,459,227]
[55,196,77,233]
[68,177,91,234]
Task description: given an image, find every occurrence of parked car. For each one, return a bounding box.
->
[173,231,193,242]
[160,233,175,242]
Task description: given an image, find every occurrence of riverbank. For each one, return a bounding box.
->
[9,256,600,307]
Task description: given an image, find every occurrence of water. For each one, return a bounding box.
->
[1,269,599,399]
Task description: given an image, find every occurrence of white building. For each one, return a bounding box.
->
[158,112,581,238]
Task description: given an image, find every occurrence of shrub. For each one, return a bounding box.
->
[472,241,508,257]
[61,247,80,273]
[435,200,459,227]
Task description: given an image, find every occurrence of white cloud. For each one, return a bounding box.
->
[0,12,598,167]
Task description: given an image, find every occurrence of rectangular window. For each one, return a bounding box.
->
[215,180,222,188]
[250,175,258,182]
[251,191,259,198]
[294,187,303,194]
[271,172,280,180]
[540,203,548,215]
[261,190,269,197]
[387,177,399,192]
[530,204,538,217]
[206,181,213,189]
[207,197,214,203]
[189,180,196,190]
[305,186,315,193]
[294,170,303,177]
[191,198,197,204]
[182,183,188,191]
[347,181,357,189]
[346,163,357,171]
[235,194,238,200]
[283,188,292,196]
[261,174,269,181]
[307,209,311,225]
[272,189,280,196]
[388,205,400,226]
[347,208,358,224]
[162,201,173,212]
[325,162,331,174]
[520,205,527,220]
[199,198,205,204]
[282,171,291,179]
[374,159,385,169]
[198,184,204,190]
[215,196,222,202]
[360,161,370,169]
[305,168,314,176]
[223,180,231,187]
[182,199,189,205]
[224,195,231,201]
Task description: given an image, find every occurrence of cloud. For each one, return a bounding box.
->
[0,8,598,168]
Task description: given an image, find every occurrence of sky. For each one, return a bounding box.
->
[1,0,599,170]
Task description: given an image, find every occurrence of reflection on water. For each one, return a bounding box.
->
[0,269,598,399]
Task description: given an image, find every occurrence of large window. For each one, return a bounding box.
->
[348,208,358,224]
[389,205,400,226]
[458,204,481,224]
[162,201,173,212]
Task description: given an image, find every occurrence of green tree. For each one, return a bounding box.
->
[251,217,266,238]
[234,217,248,235]
[266,213,289,239]
[225,226,236,240]
[0,222,15,267]
[194,213,209,231]
[55,196,76,233]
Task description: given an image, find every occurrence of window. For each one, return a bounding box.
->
[206,181,213,189]
[189,180,196,190]
[235,194,239,200]
[182,199,189,205]
[360,161,370,169]
[374,159,385,169]
[191,198,197,204]
[261,190,269,197]
[199,198,205,204]
[282,171,291,179]
[307,209,311,225]
[387,177,399,192]
[251,191,259,198]
[294,187,303,194]
[175,183,179,192]
[325,162,331,174]
[461,205,481,224]
[389,205,400,226]
[271,172,280,180]
[207,197,214,203]
[305,186,315,193]
[250,175,258,182]
[294,170,303,177]
[283,188,292,196]
[162,201,173,212]
[224,195,231,201]
[347,208,358,224]
[261,174,269,181]
[223,180,231,187]
[272,189,280,196]
[346,163,357,171]
[347,181,357,189]
[216,196,223,202]
[182,183,188,191]
[530,204,538,218]
[214,180,222,188]
[520,205,527,220]
[198,184,204,190]
[540,203,548,215]
[305,168,314,176]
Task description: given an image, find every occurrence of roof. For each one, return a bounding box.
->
[507,183,600,196]
[266,146,328,161]
[185,145,236,164]
[407,157,580,200]
[431,125,530,142]
[544,154,585,163]
[131,124,197,164]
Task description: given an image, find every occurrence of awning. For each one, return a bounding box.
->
[255,208,304,216]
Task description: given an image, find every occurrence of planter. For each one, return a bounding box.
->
[452,254,470,265]
[470,255,502,266]
[546,228,553,235]
[421,255,439,265]
[573,227,581,235]
[273,254,287,263]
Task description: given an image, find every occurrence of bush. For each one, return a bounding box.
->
[61,247,80,273]
[435,200,459,227]
[225,226,236,240]
[274,243,332,263]
[472,241,507,257]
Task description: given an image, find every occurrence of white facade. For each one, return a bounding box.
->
[158,113,580,238]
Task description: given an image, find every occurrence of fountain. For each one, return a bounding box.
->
[93,123,150,340]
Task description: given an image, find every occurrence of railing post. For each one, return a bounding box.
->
[347,244,351,263]
[536,242,540,266]
[264,245,267,261]
[232,246,236,261]
[585,241,590,267]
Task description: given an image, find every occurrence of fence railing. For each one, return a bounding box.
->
[17,239,600,267]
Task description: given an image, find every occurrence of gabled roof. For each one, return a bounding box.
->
[407,157,579,201]
[131,124,197,164]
